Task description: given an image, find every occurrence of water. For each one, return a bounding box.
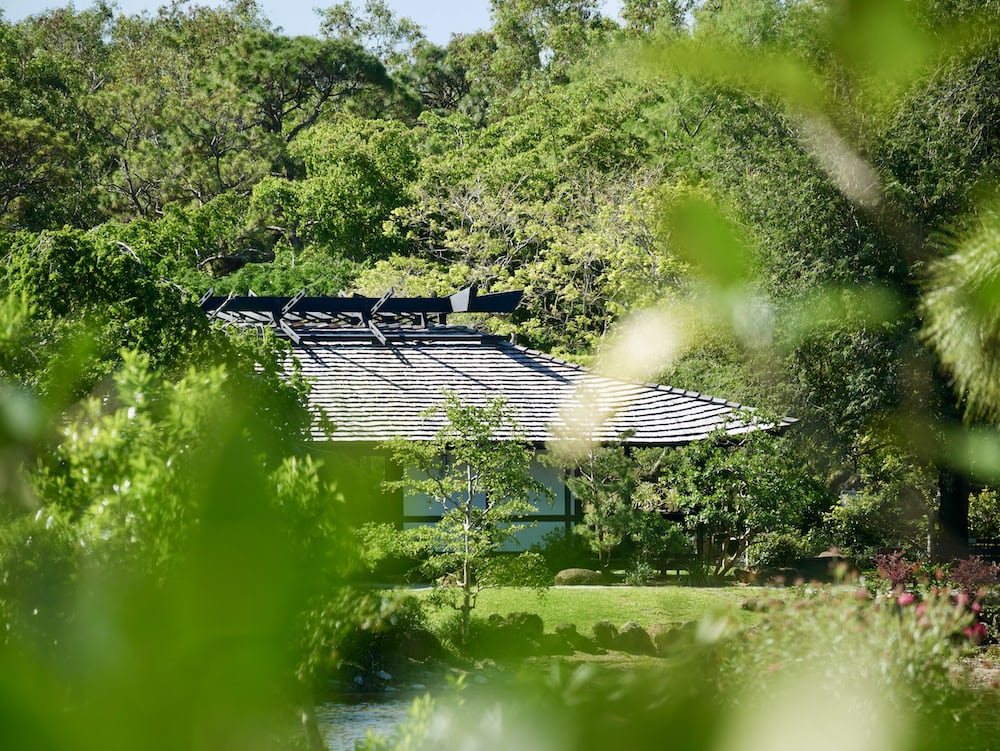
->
[317,693,416,751]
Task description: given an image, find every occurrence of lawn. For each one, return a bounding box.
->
[416,584,767,634]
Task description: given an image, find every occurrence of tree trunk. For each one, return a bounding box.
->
[936,467,970,561]
[932,366,971,561]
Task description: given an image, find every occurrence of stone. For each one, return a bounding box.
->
[592,620,619,649]
[554,622,603,654]
[538,633,575,656]
[647,624,678,656]
[616,621,656,655]
[754,567,801,586]
[554,568,606,586]
[505,611,544,639]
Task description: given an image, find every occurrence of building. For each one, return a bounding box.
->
[202,287,792,546]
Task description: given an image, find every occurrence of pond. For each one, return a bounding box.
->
[317,693,416,750]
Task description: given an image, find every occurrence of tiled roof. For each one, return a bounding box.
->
[291,328,792,445]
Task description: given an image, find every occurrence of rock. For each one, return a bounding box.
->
[647,624,678,656]
[592,620,619,649]
[733,568,755,584]
[616,621,656,655]
[555,568,606,586]
[538,632,575,655]
[755,567,800,586]
[473,613,545,657]
[554,622,603,654]
[505,611,544,639]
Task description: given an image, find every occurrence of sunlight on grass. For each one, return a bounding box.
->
[415,586,765,634]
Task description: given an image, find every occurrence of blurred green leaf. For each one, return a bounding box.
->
[662,196,752,289]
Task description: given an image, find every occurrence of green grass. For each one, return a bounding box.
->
[416,585,766,634]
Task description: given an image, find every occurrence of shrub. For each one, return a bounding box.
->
[748,531,814,568]
[718,586,978,727]
[554,567,606,586]
[822,490,923,562]
[532,527,594,573]
[969,487,1000,540]
[359,585,984,751]
[949,556,1000,599]
[330,592,431,680]
[625,559,657,586]
[874,550,920,591]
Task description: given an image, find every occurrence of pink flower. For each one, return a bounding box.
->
[972,601,983,614]
[915,603,927,617]
[964,622,989,644]
[897,592,916,607]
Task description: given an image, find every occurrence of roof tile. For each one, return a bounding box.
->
[291,335,791,445]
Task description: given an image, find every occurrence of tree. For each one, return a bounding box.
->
[663,429,831,579]
[489,0,613,87]
[619,0,1000,559]
[621,0,693,35]
[84,1,272,218]
[0,11,107,229]
[252,114,418,262]
[395,73,670,354]
[0,228,214,397]
[555,442,692,570]
[319,0,426,71]
[0,344,353,750]
[223,32,391,155]
[922,204,1000,423]
[382,394,551,645]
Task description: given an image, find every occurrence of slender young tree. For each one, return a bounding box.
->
[383,393,551,646]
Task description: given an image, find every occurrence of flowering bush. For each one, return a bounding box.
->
[722,586,976,719]
[949,556,1000,599]
[360,584,987,751]
[874,550,920,591]
[869,553,997,644]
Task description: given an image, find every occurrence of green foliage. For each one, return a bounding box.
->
[382,394,552,645]
[398,75,675,354]
[368,585,985,751]
[267,115,418,260]
[723,586,977,726]
[531,526,595,572]
[7,0,1000,743]
[922,203,1000,421]
[662,429,832,578]
[558,443,643,565]
[970,487,1000,540]
[621,0,691,36]
[225,31,391,147]
[0,228,213,396]
[0,348,364,749]
[822,491,921,563]
[555,444,627,554]
[746,530,813,569]
[553,434,826,578]
[319,0,426,72]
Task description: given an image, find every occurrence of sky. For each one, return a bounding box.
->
[2,1,624,46]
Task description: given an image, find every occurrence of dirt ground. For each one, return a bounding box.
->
[968,648,1000,689]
